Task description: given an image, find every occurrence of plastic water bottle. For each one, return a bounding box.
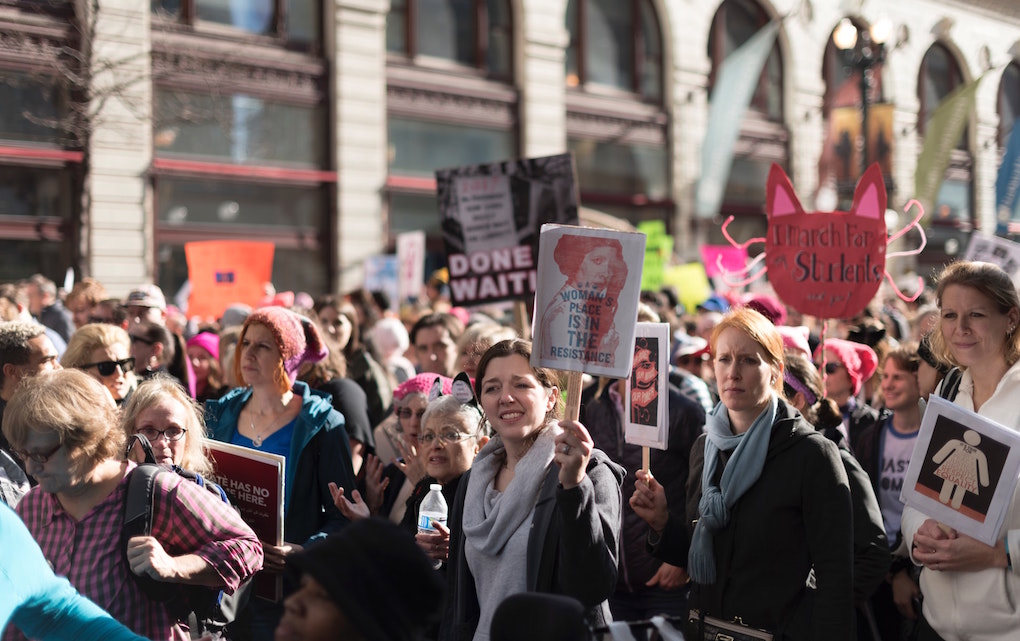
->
[418,483,448,569]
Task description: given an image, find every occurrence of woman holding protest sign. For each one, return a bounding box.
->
[439,338,624,641]
[630,307,853,640]
[901,261,1020,641]
[205,306,357,641]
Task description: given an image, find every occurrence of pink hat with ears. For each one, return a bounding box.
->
[815,338,878,396]
[394,373,453,402]
[778,326,811,361]
[244,307,328,381]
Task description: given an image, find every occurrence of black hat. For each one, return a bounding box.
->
[287,518,444,641]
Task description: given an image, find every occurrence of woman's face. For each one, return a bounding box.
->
[86,344,133,401]
[939,284,1019,369]
[576,246,616,289]
[633,347,657,389]
[478,354,556,445]
[188,345,213,384]
[421,412,481,484]
[397,395,428,446]
[276,575,355,641]
[131,398,189,468]
[239,324,283,388]
[713,327,776,425]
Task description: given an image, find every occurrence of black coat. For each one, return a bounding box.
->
[655,400,854,640]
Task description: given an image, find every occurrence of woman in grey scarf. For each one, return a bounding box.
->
[439,339,624,641]
[632,307,854,640]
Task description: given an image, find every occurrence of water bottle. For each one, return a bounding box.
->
[418,483,448,569]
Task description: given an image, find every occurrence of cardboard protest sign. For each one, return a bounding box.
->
[396,231,426,304]
[699,245,747,279]
[206,440,285,601]
[531,224,646,378]
[901,396,1020,546]
[435,153,580,306]
[663,263,713,315]
[963,232,1020,287]
[638,220,672,291]
[624,323,670,450]
[185,241,274,320]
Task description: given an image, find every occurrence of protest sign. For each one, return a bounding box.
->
[185,241,274,320]
[963,232,1020,287]
[624,323,670,451]
[638,220,672,291]
[396,231,426,304]
[663,263,713,315]
[531,224,646,379]
[901,396,1020,546]
[206,440,285,601]
[363,255,399,311]
[435,153,579,306]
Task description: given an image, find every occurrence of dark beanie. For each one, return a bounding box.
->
[287,518,444,641]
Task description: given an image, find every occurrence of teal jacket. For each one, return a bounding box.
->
[1,502,148,640]
[205,381,356,545]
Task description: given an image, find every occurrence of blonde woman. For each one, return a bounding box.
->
[61,322,136,405]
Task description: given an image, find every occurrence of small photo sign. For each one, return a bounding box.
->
[900,396,1020,545]
[624,322,670,450]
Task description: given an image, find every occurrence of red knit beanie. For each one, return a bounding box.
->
[244,307,328,381]
[815,338,878,396]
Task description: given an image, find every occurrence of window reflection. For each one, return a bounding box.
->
[569,139,668,202]
[156,178,321,228]
[388,118,514,177]
[195,0,273,34]
[0,72,66,144]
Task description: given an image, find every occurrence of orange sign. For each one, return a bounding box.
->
[186,241,274,320]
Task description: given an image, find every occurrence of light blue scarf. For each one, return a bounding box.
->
[688,395,778,584]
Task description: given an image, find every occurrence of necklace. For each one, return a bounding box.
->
[250,410,270,447]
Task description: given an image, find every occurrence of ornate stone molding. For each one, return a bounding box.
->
[387,83,517,128]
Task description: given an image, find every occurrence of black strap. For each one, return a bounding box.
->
[937,367,962,402]
[126,433,158,464]
[122,462,178,603]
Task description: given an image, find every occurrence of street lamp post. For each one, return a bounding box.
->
[833,18,891,178]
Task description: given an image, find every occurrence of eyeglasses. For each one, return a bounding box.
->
[395,408,426,421]
[13,442,62,465]
[130,335,156,346]
[418,430,475,446]
[137,426,187,442]
[824,362,844,375]
[81,357,135,376]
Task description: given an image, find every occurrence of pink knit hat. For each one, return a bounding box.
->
[244,307,328,380]
[394,373,453,402]
[778,326,811,361]
[815,338,878,396]
[186,331,220,361]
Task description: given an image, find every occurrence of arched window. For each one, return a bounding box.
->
[821,17,891,208]
[703,0,786,244]
[565,0,670,229]
[152,0,322,49]
[565,0,662,101]
[388,0,512,79]
[917,42,974,271]
[385,0,517,270]
[998,62,1020,149]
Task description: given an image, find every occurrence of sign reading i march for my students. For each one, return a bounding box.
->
[435,153,580,306]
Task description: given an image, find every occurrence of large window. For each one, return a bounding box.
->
[388,0,512,79]
[916,43,974,272]
[386,0,518,261]
[998,62,1020,149]
[565,0,663,101]
[704,0,786,244]
[152,0,321,49]
[565,0,670,229]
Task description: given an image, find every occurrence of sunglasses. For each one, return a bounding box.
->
[418,430,475,446]
[137,426,187,442]
[824,362,844,375]
[395,408,426,421]
[82,357,135,376]
[13,442,62,465]
[130,335,156,346]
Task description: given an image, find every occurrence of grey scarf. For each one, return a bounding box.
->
[688,395,777,583]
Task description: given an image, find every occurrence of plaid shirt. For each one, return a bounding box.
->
[9,461,263,641]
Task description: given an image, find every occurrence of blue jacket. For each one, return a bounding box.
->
[205,381,356,546]
[1,502,148,640]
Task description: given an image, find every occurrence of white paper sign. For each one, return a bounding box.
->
[963,232,1020,286]
[900,396,1020,545]
[624,322,670,450]
[396,231,426,304]
[531,224,646,378]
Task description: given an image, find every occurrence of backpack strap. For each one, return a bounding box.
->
[938,367,962,402]
[125,433,158,464]
[122,463,178,603]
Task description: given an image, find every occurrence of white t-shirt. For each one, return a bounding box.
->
[879,418,919,546]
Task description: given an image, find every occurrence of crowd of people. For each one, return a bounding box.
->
[0,260,1017,641]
